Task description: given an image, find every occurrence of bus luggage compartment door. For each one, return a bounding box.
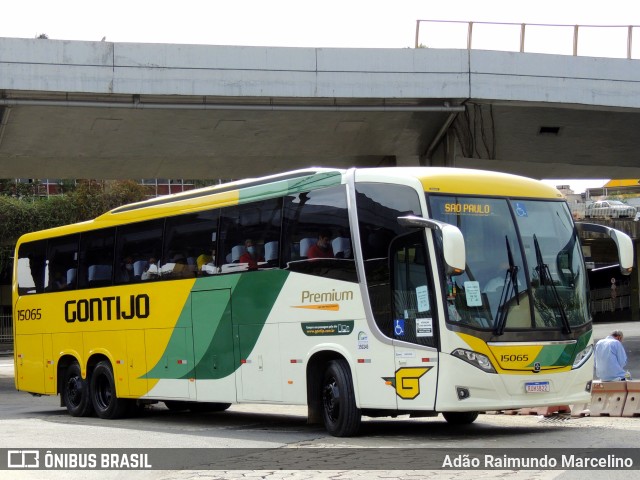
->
[191,289,236,403]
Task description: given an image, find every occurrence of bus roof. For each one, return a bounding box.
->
[17,168,345,242]
[356,167,563,199]
[16,167,562,243]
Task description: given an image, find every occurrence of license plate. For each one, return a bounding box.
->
[525,381,550,393]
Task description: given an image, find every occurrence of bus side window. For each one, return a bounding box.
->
[115,219,163,285]
[78,228,115,289]
[46,235,79,292]
[282,185,355,281]
[163,209,219,279]
[17,240,47,295]
[218,198,281,274]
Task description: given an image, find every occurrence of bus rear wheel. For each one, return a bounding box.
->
[62,362,93,417]
[321,359,361,437]
[90,361,131,419]
[442,411,479,425]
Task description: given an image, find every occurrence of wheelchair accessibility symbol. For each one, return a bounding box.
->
[515,202,528,217]
[394,319,405,336]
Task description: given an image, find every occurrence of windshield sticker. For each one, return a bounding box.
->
[443,203,491,216]
[514,202,528,217]
[463,281,482,306]
[416,318,433,337]
[416,285,430,312]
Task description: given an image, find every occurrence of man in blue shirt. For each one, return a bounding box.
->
[595,330,628,381]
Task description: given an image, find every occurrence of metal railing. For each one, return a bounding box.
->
[415,20,638,59]
[590,286,631,314]
[0,314,12,343]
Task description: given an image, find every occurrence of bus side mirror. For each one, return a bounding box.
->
[398,215,466,276]
[575,222,634,275]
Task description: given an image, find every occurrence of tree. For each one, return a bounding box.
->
[0,180,150,282]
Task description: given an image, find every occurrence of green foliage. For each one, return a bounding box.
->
[0,180,149,280]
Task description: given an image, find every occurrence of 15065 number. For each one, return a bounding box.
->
[17,309,42,321]
[500,354,529,362]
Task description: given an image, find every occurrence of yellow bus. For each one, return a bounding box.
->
[13,167,633,436]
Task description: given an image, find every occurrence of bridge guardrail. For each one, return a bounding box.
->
[415,20,639,59]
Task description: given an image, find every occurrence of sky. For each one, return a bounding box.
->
[3,0,637,192]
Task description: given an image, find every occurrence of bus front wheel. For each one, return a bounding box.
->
[321,359,361,437]
[62,362,94,417]
[442,411,479,425]
[90,361,131,419]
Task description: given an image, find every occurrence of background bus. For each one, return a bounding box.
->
[13,167,633,436]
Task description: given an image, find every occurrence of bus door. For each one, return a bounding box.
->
[191,289,236,402]
[390,231,439,411]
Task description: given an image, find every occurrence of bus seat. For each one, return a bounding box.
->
[231,245,245,262]
[66,268,77,285]
[133,260,148,278]
[88,264,112,282]
[332,237,351,259]
[264,241,279,263]
[299,238,315,258]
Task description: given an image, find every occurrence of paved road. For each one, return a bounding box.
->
[0,321,638,480]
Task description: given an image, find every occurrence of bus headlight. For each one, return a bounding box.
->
[452,348,497,373]
[572,344,593,369]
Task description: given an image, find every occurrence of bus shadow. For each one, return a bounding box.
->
[30,404,572,445]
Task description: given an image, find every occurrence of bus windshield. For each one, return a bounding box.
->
[429,196,589,332]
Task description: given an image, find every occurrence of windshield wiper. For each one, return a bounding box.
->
[533,234,571,334]
[494,236,520,336]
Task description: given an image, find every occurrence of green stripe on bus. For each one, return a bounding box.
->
[238,171,342,203]
[144,270,289,380]
[529,330,592,367]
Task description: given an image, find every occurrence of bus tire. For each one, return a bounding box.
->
[442,411,479,425]
[61,362,94,417]
[321,359,361,437]
[90,360,130,419]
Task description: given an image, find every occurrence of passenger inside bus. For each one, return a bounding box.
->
[198,247,219,275]
[50,270,68,291]
[169,253,195,278]
[117,256,134,283]
[306,230,334,259]
[140,257,159,280]
[239,239,263,270]
[197,247,215,271]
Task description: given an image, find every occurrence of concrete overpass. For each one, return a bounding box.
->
[1,37,640,180]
